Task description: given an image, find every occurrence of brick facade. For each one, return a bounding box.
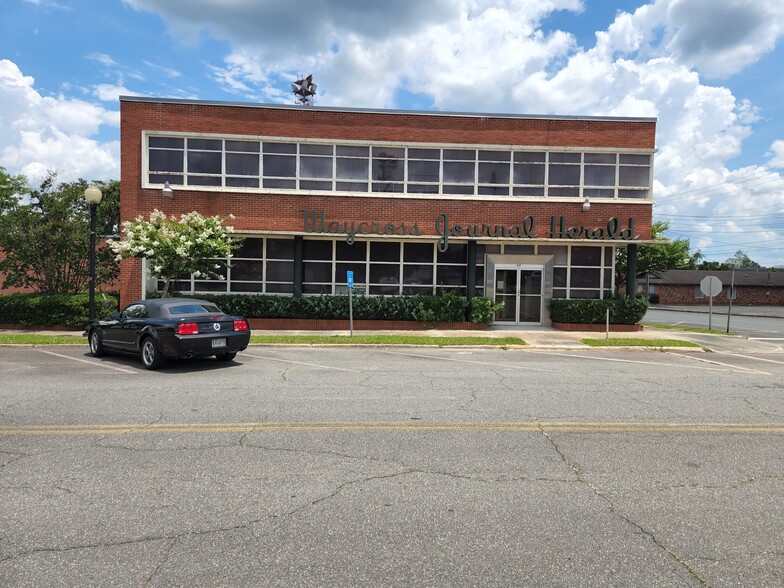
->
[119,98,656,309]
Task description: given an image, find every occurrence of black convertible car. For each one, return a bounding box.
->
[86,298,251,369]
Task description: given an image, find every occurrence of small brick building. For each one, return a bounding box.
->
[641,270,784,306]
[119,97,656,326]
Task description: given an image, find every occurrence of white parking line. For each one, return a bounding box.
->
[377,350,555,372]
[669,352,770,375]
[711,351,784,366]
[241,352,363,373]
[530,350,750,373]
[36,349,138,374]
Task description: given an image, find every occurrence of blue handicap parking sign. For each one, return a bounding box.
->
[347,271,354,287]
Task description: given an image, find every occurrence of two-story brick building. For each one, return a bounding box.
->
[119,97,656,326]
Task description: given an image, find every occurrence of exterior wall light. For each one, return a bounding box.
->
[582,195,590,211]
[162,181,174,198]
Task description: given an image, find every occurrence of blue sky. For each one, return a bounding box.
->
[2,0,784,266]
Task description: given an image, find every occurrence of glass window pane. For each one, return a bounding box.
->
[618,189,649,199]
[407,184,439,194]
[548,187,579,197]
[372,183,404,193]
[336,181,368,191]
[570,267,601,288]
[188,151,221,174]
[263,142,296,154]
[372,147,404,158]
[584,153,616,164]
[619,166,650,186]
[514,152,545,163]
[553,267,567,287]
[149,173,183,185]
[300,180,331,190]
[404,242,433,262]
[336,158,368,180]
[300,156,332,178]
[443,149,476,161]
[263,154,296,177]
[304,262,332,282]
[303,239,333,260]
[187,175,221,186]
[231,282,262,292]
[443,161,474,183]
[620,154,651,165]
[372,159,403,181]
[267,239,295,259]
[266,260,294,281]
[570,289,601,299]
[225,140,259,153]
[267,283,293,294]
[370,285,399,295]
[226,152,259,176]
[408,160,440,182]
[337,145,369,157]
[263,178,295,189]
[370,241,400,262]
[194,281,228,292]
[549,152,580,163]
[478,162,509,184]
[513,163,544,185]
[548,164,580,185]
[503,244,534,254]
[443,185,474,194]
[437,243,466,264]
[436,266,466,285]
[478,186,509,195]
[583,188,614,198]
[584,165,615,186]
[336,262,366,282]
[370,264,400,283]
[300,144,333,155]
[571,246,602,266]
[479,150,510,161]
[234,238,262,258]
[149,150,184,173]
[403,265,433,285]
[408,148,440,160]
[226,177,259,188]
[230,260,262,281]
[336,240,366,261]
[188,138,221,150]
[149,136,184,149]
[513,186,544,196]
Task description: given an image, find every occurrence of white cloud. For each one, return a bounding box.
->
[0,60,118,182]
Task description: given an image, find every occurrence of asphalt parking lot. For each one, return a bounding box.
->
[1,344,783,586]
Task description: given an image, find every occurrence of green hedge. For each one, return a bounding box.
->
[549,296,648,325]
[149,292,498,325]
[0,293,119,328]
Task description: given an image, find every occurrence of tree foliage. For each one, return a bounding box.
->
[0,168,120,294]
[110,210,240,297]
[615,221,700,290]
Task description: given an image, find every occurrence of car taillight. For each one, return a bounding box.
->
[177,323,199,335]
[233,320,248,332]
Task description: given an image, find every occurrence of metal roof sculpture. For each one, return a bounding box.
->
[292,74,317,105]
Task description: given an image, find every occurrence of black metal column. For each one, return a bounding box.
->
[293,236,303,297]
[466,240,477,300]
[88,202,97,322]
[626,244,638,298]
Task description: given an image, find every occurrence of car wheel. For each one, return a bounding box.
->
[215,351,237,362]
[140,337,165,370]
[89,330,106,357]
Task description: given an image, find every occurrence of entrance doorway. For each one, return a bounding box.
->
[494,265,543,325]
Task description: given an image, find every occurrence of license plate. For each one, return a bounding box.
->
[211,338,227,349]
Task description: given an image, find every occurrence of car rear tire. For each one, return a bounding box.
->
[89,330,106,357]
[215,351,237,362]
[140,337,165,370]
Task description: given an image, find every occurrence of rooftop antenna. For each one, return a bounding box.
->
[292,74,317,106]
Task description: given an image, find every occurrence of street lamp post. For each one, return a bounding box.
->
[84,184,103,323]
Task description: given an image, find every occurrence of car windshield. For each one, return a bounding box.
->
[167,303,223,315]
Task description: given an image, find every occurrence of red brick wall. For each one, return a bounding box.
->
[653,285,784,305]
[119,99,656,306]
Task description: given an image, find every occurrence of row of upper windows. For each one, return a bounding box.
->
[145,134,653,199]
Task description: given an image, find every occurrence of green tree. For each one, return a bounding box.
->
[109,210,240,297]
[615,220,699,291]
[0,170,120,293]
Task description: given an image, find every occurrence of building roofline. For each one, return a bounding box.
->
[119,96,657,124]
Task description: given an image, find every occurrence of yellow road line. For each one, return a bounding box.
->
[1,421,782,436]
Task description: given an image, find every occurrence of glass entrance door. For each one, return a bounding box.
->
[494,265,543,325]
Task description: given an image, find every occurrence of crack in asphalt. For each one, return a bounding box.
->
[143,537,178,587]
[535,421,712,587]
[619,473,784,495]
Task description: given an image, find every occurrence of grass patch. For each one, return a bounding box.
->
[642,323,732,335]
[581,337,703,348]
[250,334,526,346]
[0,334,86,345]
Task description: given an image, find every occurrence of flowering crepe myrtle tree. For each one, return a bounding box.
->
[109,210,240,298]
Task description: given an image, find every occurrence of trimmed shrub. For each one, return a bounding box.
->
[0,293,119,328]
[549,296,648,325]
[147,292,498,325]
